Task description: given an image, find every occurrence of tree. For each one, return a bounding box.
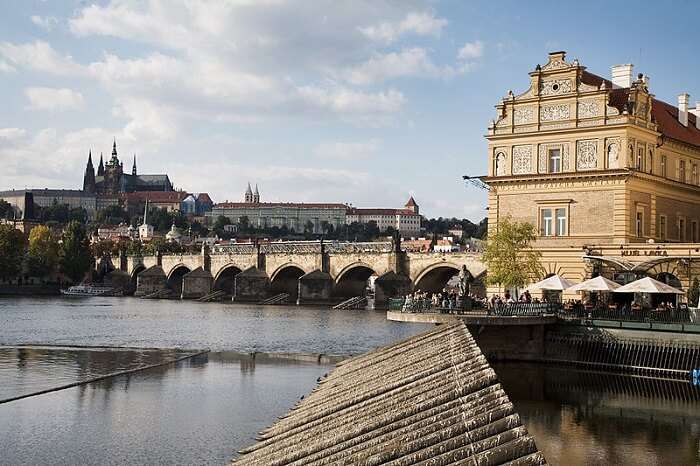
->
[59,221,93,283]
[27,225,59,278]
[688,277,700,307]
[482,216,542,293]
[97,205,130,225]
[0,225,26,281]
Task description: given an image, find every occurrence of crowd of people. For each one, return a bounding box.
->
[400,289,486,313]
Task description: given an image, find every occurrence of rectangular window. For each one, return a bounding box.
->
[692,221,699,243]
[694,164,698,185]
[637,148,644,171]
[548,149,561,173]
[648,151,653,174]
[679,217,686,242]
[541,209,553,236]
[680,160,686,183]
[556,208,567,236]
[661,155,667,177]
[659,215,667,241]
[636,210,644,237]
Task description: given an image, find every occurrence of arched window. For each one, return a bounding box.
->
[607,142,619,168]
[647,150,653,174]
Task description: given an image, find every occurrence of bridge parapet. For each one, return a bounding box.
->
[211,243,256,255]
[327,241,393,253]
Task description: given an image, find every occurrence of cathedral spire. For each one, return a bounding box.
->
[245,182,253,203]
[110,138,119,163]
[253,184,260,203]
[132,154,137,176]
[83,150,96,193]
[98,153,104,176]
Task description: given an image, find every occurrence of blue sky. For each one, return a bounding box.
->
[1,0,698,221]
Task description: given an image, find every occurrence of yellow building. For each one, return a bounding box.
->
[484,51,700,292]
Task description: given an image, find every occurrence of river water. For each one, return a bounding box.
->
[1,297,699,465]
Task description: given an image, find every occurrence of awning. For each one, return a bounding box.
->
[568,276,621,292]
[526,274,576,291]
[614,276,684,294]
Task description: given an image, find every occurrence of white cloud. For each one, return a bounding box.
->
[0,128,26,140]
[458,41,484,60]
[31,15,59,31]
[0,59,15,73]
[0,40,83,76]
[25,87,85,111]
[345,47,458,85]
[313,140,380,160]
[359,11,447,44]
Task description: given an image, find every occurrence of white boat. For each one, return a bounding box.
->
[60,284,118,297]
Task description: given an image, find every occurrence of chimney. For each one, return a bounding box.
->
[611,64,633,88]
[691,102,700,130]
[678,93,689,127]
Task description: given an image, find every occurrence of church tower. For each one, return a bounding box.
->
[132,154,137,176]
[253,184,260,203]
[97,153,105,176]
[245,182,253,203]
[103,139,124,195]
[83,150,96,193]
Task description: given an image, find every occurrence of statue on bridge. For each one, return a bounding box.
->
[457,265,471,297]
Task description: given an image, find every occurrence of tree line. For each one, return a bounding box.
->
[0,222,93,284]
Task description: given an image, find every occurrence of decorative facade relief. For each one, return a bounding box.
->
[542,58,570,71]
[540,103,570,121]
[513,106,535,125]
[494,151,506,176]
[576,139,598,170]
[515,86,535,100]
[578,100,600,119]
[578,82,598,92]
[540,79,573,96]
[511,145,532,174]
[606,105,620,116]
[605,139,620,168]
[562,144,571,171]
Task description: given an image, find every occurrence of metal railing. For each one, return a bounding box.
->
[559,304,700,324]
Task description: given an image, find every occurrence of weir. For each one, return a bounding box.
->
[232,321,546,465]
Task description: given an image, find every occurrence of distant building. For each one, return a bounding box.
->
[434,237,461,253]
[138,201,154,240]
[206,184,346,233]
[0,189,97,220]
[121,191,189,215]
[181,193,214,216]
[82,140,173,200]
[346,197,421,237]
[448,228,464,239]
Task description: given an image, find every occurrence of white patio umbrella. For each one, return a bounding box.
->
[568,276,620,292]
[613,276,684,294]
[526,274,577,291]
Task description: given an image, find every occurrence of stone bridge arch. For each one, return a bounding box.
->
[269,263,307,300]
[167,264,191,296]
[213,264,243,294]
[333,262,377,298]
[130,264,147,291]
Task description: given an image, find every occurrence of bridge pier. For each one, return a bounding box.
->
[134,265,167,297]
[181,267,213,299]
[298,270,334,305]
[233,267,270,302]
[374,271,412,306]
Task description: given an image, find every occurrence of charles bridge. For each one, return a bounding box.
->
[108,240,487,304]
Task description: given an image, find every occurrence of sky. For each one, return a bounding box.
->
[1,0,699,221]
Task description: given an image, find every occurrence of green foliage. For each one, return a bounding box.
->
[97,205,130,225]
[59,221,93,283]
[27,225,59,278]
[0,225,26,281]
[422,217,488,240]
[36,201,87,224]
[482,216,542,290]
[147,207,186,233]
[688,277,700,307]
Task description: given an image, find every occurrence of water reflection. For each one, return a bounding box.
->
[0,349,333,466]
[493,363,700,466]
[0,346,194,402]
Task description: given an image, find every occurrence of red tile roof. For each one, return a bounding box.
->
[121,191,188,203]
[652,98,700,148]
[196,193,213,204]
[347,208,418,216]
[214,202,348,209]
[584,71,700,149]
[404,196,417,207]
